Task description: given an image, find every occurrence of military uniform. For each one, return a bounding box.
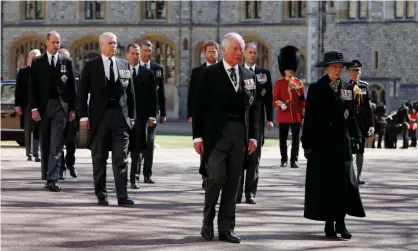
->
[343,60,375,185]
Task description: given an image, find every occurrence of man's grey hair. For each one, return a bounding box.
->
[58,48,70,57]
[244,42,258,51]
[221,32,245,51]
[99,32,117,44]
[28,49,41,57]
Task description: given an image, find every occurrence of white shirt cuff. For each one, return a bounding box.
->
[193,137,203,143]
[80,117,89,121]
[31,108,37,111]
[250,138,258,147]
[149,117,156,121]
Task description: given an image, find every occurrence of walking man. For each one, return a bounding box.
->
[78,32,135,206]
[15,49,41,162]
[29,31,77,191]
[193,32,258,243]
[237,42,273,204]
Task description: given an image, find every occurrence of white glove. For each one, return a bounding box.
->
[367,127,375,136]
[280,104,288,111]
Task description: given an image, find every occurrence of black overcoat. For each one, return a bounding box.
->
[301,74,366,221]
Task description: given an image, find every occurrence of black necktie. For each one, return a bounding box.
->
[50,55,55,68]
[143,64,148,69]
[109,58,115,82]
[249,67,254,72]
[132,67,136,78]
[229,68,237,87]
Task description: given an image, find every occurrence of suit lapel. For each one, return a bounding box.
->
[97,57,107,87]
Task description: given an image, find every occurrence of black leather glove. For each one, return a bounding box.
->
[304,148,312,160]
[351,138,361,154]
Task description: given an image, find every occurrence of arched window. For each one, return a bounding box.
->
[243,39,270,69]
[182,37,189,51]
[14,40,46,73]
[72,40,100,73]
[146,39,176,85]
[198,46,206,65]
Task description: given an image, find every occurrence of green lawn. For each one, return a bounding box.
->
[155,135,280,148]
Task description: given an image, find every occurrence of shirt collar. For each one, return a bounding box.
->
[101,54,115,63]
[140,59,150,68]
[244,63,255,71]
[130,63,139,72]
[47,51,59,59]
[206,61,217,66]
[223,59,238,73]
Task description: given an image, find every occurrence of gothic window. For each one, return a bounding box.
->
[85,1,105,20]
[146,40,176,84]
[199,47,206,65]
[406,0,415,18]
[73,40,100,72]
[144,1,166,20]
[24,1,44,20]
[14,40,45,73]
[288,1,306,18]
[296,54,306,82]
[245,1,261,19]
[348,0,368,19]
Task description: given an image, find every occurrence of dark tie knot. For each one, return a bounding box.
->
[229,68,235,73]
[249,68,254,72]
[109,58,113,65]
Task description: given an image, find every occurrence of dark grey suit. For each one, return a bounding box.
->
[78,56,135,201]
[29,53,77,181]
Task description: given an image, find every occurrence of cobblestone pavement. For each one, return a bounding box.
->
[1,145,417,251]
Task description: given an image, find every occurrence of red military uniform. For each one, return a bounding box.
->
[408,111,417,130]
[273,77,306,123]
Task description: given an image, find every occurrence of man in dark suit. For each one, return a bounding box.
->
[58,48,78,180]
[187,40,219,123]
[78,32,135,207]
[15,49,41,162]
[138,40,167,184]
[193,32,258,243]
[237,42,274,205]
[187,40,219,189]
[29,31,77,192]
[125,43,158,189]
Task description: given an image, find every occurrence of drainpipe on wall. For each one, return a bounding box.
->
[216,1,221,44]
[189,0,193,72]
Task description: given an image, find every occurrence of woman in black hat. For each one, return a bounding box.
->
[301,51,365,239]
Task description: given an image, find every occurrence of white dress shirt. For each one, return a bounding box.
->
[193,59,257,146]
[31,51,60,112]
[139,59,151,69]
[223,59,240,92]
[244,63,256,72]
[101,54,118,80]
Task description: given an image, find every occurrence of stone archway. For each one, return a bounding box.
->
[69,35,101,73]
[8,34,46,78]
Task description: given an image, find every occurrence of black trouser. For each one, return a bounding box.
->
[90,108,130,200]
[203,122,246,233]
[40,99,67,181]
[60,119,78,173]
[279,123,301,163]
[130,121,147,184]
[24,106,40,157]
[408,129,417,146]
[142,125,156,178]
[237,126,263,200]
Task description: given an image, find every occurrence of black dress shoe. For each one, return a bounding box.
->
[245,197,256,204]
[219,232,241,243]
[131,183,140,189]
[59,170,66,180]
[118,197,135,207]
[236,197,242,204]
[336,220,352,239]
[202,180,206,189]
[34,156,41,162]
[44,181,51,189]
[357,179,365,185]
[290,162,300,168]
[98,198,109,206]
[144,177,154,184]
[68,166,78,178]
[200,224,214,241]
[27,155,33,161]
[280,160,287,167]
[49,181,61,192]
[324,221,337,237]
